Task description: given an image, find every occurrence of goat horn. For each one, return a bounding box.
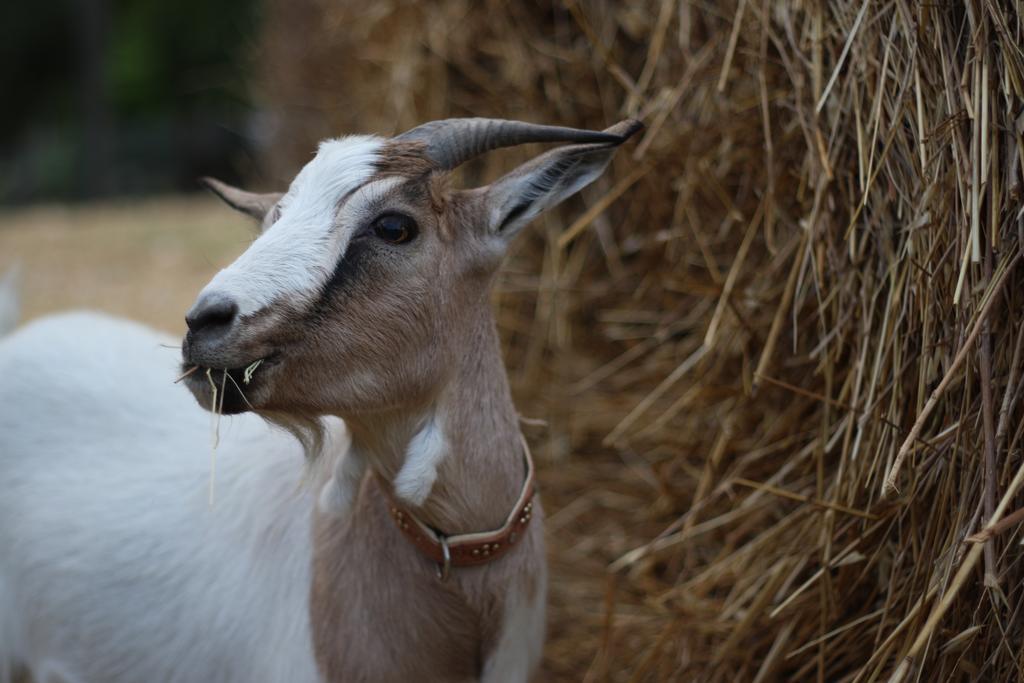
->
[394,118,642,170]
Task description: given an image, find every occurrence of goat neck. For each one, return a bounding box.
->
[341,309,526,535]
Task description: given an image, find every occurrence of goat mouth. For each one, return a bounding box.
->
[179,353,281,414]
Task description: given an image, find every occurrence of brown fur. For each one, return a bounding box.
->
[375,140,436,177]
[310,481,545,682]
[374,142,455,239]
[308,311,546,682]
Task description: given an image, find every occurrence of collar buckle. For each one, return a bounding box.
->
[436,535,452,582]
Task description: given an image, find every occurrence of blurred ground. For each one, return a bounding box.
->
[0,196,251,331]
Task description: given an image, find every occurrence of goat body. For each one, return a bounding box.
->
[0,313,546,682]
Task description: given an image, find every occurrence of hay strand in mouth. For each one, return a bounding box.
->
[206,368,227,506]
[174,365,199,383]
[242,358,263,385]
[223,369,257,412]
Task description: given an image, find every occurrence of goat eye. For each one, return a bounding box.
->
[371,213,418,244]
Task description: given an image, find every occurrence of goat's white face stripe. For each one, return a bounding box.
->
[203,135,384,316]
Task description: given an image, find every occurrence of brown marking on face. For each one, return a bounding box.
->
[427,173,456,241]
[374,141,458,237]
[375,140,435,177]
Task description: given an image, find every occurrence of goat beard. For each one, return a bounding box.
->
[258,410,329,462]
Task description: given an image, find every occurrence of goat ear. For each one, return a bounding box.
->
[200,177,283,222]
[481,119,642,240]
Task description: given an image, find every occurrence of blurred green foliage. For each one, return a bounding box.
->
[0,0,261,202]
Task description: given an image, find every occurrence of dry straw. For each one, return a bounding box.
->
[260,1,1024,680]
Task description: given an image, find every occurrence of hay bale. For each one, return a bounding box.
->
[258,2,1024,680]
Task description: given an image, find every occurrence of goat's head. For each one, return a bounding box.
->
[181,117,641,423]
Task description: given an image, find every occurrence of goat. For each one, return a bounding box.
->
[0,117,641,683]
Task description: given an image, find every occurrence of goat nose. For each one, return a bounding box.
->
[186,293,239,335]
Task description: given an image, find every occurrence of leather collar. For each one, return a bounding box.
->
[376,437,536,580]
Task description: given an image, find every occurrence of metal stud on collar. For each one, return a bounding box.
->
[436,535,452,582]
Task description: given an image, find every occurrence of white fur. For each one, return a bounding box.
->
[393,416,447,506]
[335,175,404,229]
[318,444,365,518]
[201,136,383,316]
[481,570,548,683]
[0,267,18,336]
[0,312,344,683]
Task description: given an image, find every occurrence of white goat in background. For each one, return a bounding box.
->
[0,268,18,336]
[0,117,640,683]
